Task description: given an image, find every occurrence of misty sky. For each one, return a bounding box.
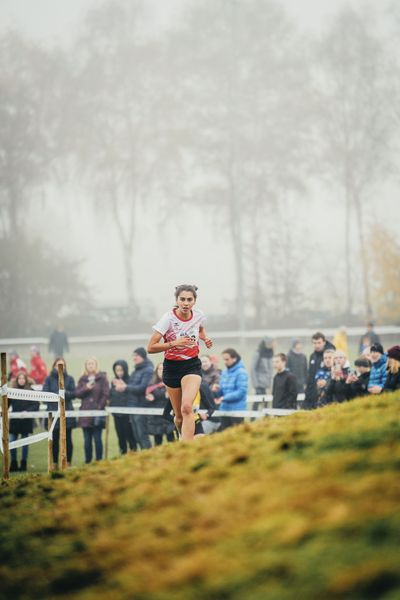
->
[1,0,399,319]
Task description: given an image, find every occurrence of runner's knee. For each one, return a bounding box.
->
[181,403,193,417]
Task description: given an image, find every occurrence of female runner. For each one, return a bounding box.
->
[147,284,213,441]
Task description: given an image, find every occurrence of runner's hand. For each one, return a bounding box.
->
[173,336,194,348]
[204,337,213,349]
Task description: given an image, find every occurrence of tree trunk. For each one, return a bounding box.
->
[251,220,264,325]
[109,181,136,310]
[344,178,353,316]
[227,172,246,335]
[353,191,373,319]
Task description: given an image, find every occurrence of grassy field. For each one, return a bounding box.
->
[0,393,399,599]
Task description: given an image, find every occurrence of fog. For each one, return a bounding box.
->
[1,0,400,337]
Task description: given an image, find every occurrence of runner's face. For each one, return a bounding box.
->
[176,292,195,315]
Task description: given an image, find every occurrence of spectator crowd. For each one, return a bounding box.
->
[5,321,400,472]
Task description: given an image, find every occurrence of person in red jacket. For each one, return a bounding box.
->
[28,346,48,385]
[8,351,27,381]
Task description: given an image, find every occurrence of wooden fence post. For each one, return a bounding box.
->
[1,352,9,480]
[48,412,54,473]
[105,413,110,460]
[57,364,67,470]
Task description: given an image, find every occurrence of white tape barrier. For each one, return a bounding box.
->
[1,386,298,455]
[2,407,296,420]
[3,386,305,405]
[8,432,49,450]
[248,393,305,404]
[6,388,59,402]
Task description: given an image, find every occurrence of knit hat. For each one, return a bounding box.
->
[387,345,400,362]
[354,357,371,369]
[370,343,384,355]
[133,347,147,360]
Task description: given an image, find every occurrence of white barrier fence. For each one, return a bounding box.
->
[0,386,299,459]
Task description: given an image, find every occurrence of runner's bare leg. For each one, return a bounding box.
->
[180,374,201,441]
[167,387,183,433]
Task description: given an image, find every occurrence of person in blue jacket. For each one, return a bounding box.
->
[368,343,387,394]
[215,348,248,431]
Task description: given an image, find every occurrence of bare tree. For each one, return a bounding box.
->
[0,33,61,234]
[170,0,311,330]
[71,1,174,310]
[313,8,394,318]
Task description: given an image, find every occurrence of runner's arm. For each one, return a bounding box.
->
[199,326,213,348]
[147,331,192,354]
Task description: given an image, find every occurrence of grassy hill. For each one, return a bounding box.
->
[1,394,400,600]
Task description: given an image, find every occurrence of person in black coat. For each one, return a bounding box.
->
[384,346,400,392]
[287,339,308,393]
[48,324,69,357]
[324,351,350,404]
[358,322,381,354]
[304,332,336,409]
[9,371,38,472]
[43,357,76,467]
[345,357,371,400]
[110,359,138,453]
[114,347,154,450]
[272,354,298,409]
[145,363,176,445]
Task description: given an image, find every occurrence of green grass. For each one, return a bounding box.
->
[1,393,400,599]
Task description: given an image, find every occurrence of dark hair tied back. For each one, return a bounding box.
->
[174,284,198,300]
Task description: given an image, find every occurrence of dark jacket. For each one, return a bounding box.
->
[48,330,69,356]
[287,349,308,393]
[76,371,109,428]
[109,360,130,408]
[43,368,76,430]
[314,365,332,407]
[345,372,370,400]
[250,351,273,390]
[201,365,220,388]
[325,367,350,404]
[8,377,38,435]
[358,330,381,354]
[272,370,298,409]
[304,340,336,409]
[126,359,154,407]
[384,371,400,392]
[145,383,176,436]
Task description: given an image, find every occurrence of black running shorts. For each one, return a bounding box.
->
[162,357,202,388]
